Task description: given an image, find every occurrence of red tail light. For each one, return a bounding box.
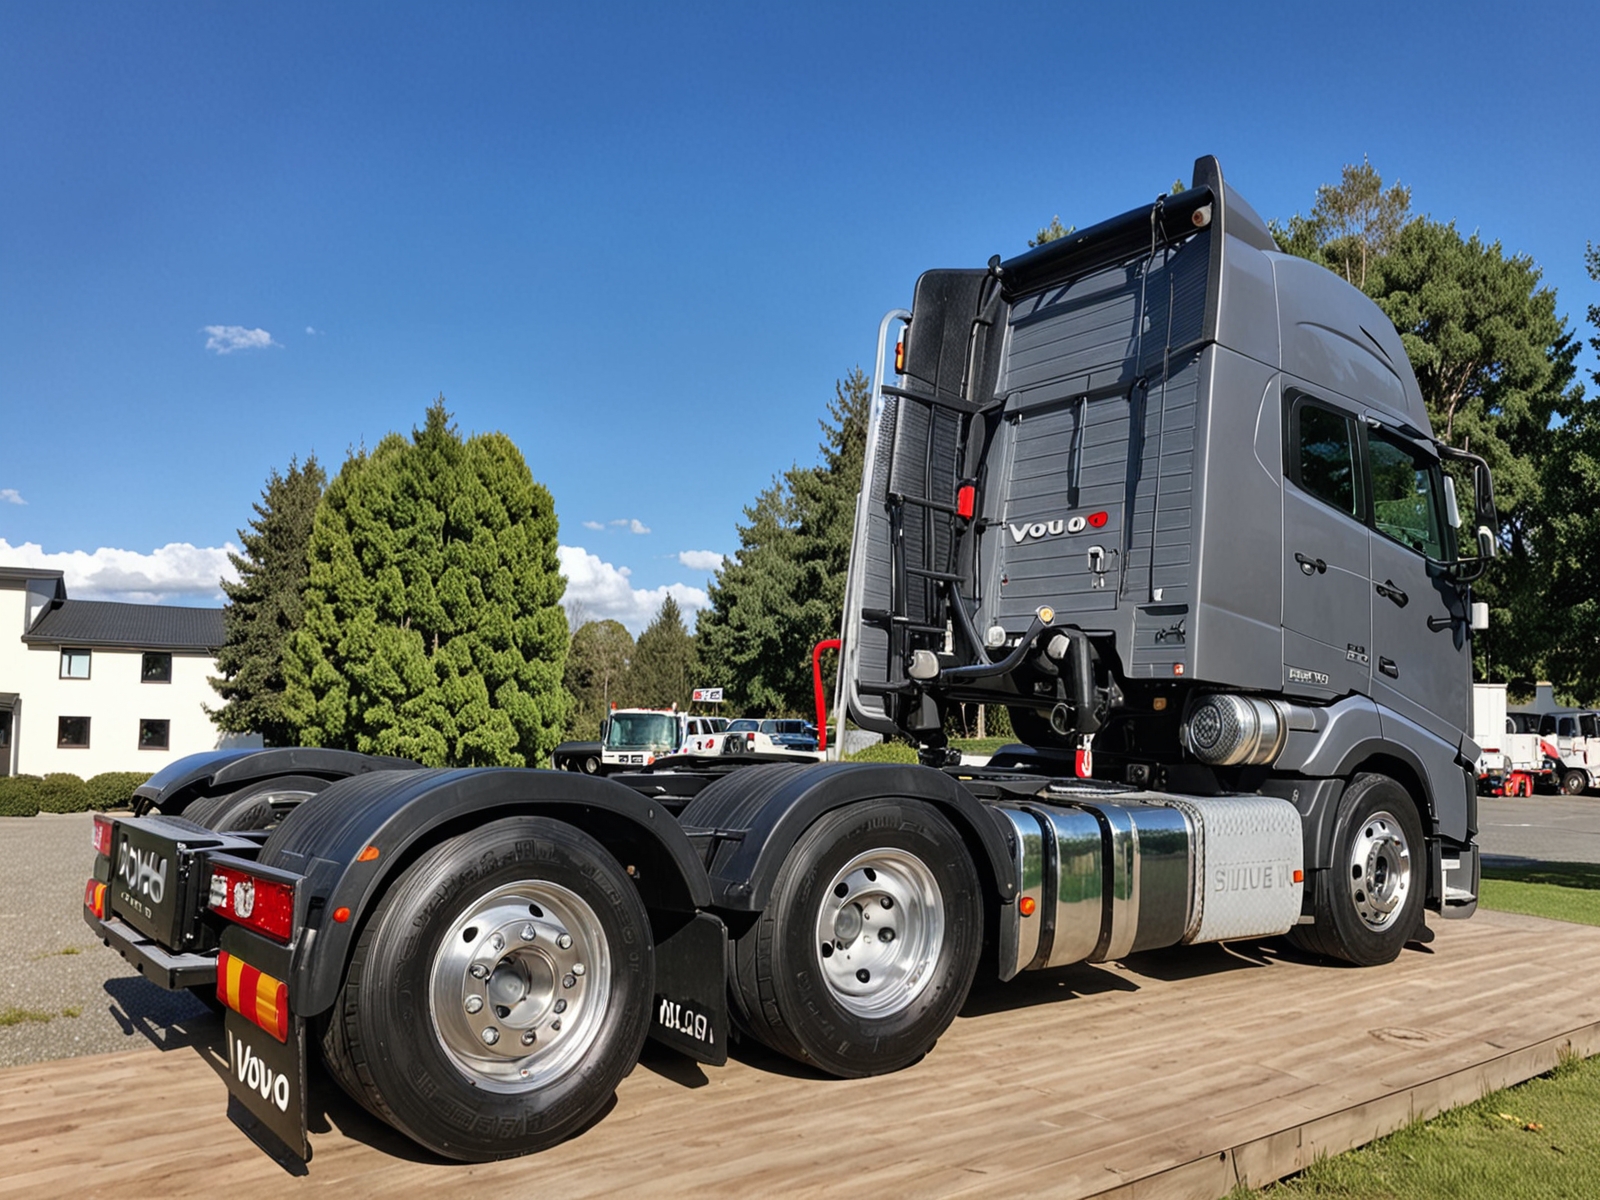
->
[209,862,296,943]
[91,815,113,858]
[84,879,107,919]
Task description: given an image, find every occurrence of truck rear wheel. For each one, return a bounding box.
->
[1290,773,1424,966]
[1561,769,1589,796]
[181,775,328,832]
[319,816,652,1161]
[729,798,981,1077]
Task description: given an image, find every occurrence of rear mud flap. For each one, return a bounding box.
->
[225,1005,309,1161]
[648,911,728,1065]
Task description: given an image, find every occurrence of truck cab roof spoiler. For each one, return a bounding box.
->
[994,155,1276,301]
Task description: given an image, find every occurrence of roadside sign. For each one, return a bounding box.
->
[692,688,724,703]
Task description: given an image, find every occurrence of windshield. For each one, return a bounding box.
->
[764,720,807,735]
[1369,430,1449,561]
[728,719,759,732]
[605,712,680,751]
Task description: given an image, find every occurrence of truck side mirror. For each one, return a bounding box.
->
[1442,475,1461,529]
[1471,602,1489,631]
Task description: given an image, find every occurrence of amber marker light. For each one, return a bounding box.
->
[84,879,107,919]
[333,906,351,923]
[357,845,380,862]
[1152,697,1168,712]
[1019,896,1037,917]
[1293,870,1305,883]
[894,336,905,373]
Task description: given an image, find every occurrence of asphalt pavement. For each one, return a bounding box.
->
[1478,791,1600,865]
[0,812,210,1070]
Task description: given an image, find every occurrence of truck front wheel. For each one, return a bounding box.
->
[1290,773,1424,966]
[319,816,652,1161]
[1561,769,1589,796]
[729,798,982,1077]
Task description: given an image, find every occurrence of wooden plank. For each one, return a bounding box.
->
[2,908,1597,1198]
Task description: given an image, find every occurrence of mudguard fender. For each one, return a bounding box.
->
[258,768,713,1016]
[676,761,1017,912]
[132,747,421,816]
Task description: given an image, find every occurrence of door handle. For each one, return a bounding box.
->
[1379,657,1399,678]
[1294,552,1327,576]
[1426,614,1457,632]
[1375,580,1409,607]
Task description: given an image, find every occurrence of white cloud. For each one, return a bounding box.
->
[203,325,279,354]
[0,489,24,505]
[608,518,651,535]
[677,549,725,572]
[581,520,605,531]
[558,545,707,634]
[305,326,319,335]
[0,538,238,605]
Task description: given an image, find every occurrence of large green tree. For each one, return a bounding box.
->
[697,369,869,713]
[284,400,570,765]
[1535,244,1600,700]
[630,595,698,708]
[563,619,634,739]
[208,456,325,744]
[1275,161,1581,685]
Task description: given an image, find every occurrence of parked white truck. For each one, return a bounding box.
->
[1473,682,1545,795]
[83,156,1496,1165]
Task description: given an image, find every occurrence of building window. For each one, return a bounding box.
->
[58,716,91,748]
[60,648,92,679]
[0,711,11,751]
[141,652,173,683]
[138,719,170,750]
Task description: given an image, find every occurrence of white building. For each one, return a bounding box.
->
[0,566,259,777]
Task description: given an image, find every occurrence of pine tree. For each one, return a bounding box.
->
[284,399,570,765]
[697,369,870,713]
[208,456,325,744]
[630,596,697,708]
[564,619,634,739]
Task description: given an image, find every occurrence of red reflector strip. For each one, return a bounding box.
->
[209,863,296,943]
[217,951,289,1043]
[956,485,976,519]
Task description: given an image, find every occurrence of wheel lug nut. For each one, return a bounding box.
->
[563,974,577,988]
[557,933,573,950]
[551,1019,562,1032]
[521,1030,536,1046]
[470,963,489,979]
[554,999,567,1014]
[521,924,537,941]
[481,1028,499,1045]
[881,897,894,909]
[879,928,895,942]
[856,969,871,983]
[465,995,483,1014]
[490,933,504,952]
[572,963,585,977]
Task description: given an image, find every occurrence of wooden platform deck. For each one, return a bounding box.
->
[5,907,1599,1199]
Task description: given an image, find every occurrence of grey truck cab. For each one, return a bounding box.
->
[841,154,1495,940]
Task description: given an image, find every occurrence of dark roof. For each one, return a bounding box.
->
[0,567,66,598]
[22,600,225,652]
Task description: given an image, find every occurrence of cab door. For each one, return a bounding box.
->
[1365,426,1470,742]
[1281,394,1372,699]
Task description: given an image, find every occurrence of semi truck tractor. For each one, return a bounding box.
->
[83,156,1496,1165]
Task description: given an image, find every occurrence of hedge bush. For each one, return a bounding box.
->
[86,772,152,811]
[0,775,43,817]
[37,773,91,814]
[0,770,151,816]
[845,740,920,764]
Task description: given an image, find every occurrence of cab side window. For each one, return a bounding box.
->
[1290,400,1360,518]
[1368,430,1448,560]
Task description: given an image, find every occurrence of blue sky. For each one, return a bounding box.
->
[2,1,1595,632]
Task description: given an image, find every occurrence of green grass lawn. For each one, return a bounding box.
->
[1480,860,1600,927]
